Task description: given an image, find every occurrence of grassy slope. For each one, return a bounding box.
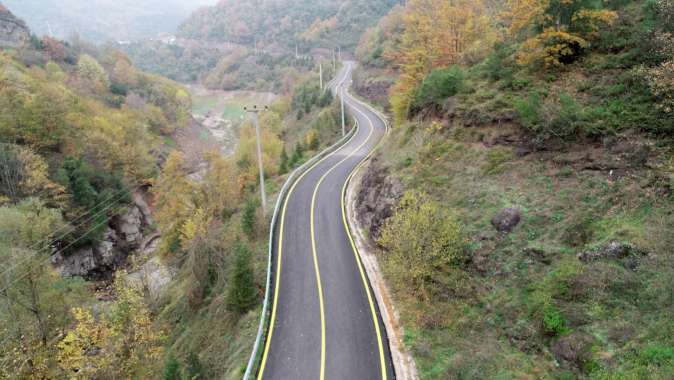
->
[354,2,674,379]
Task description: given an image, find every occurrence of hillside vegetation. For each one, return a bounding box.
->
[0,14,193,376]
[125,0,401,90]
[353,0,674,378]
[2,0,216,42]
[0,5,349,378]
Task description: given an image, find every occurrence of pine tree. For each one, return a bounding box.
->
[279,147,289,175]
[226,243,257,314]
[241,199,257,239]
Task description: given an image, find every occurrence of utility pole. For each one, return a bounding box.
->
[319,62,323,90]
[340,85,346,136]
[332,49,336,71]
[338,46,341,61]
[295,44,299,59]
[244,105,268,214]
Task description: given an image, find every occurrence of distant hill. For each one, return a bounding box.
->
[2,0,217,42]
[0,3,29,48]
[124,0,402,89]
[179,0,402,50]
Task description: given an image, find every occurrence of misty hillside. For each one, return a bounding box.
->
[179,0,402,49]
[125,0,401,88]
[2,0,217,42]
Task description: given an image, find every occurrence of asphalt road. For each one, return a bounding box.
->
[258,62,394,380]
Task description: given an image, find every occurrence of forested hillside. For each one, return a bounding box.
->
[180,0,400,49]
[0,5,194,376]
[0,4,350,377]
[352,0,674,378]
[125,0,401,89]
[3,0,216,42]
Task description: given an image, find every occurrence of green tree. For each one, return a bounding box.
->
[378,191,464,296]
[279,147,289,175]
[226,243,257,314]
[241,199,257,239]
[411,66,464,113]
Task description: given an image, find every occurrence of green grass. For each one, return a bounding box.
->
[370,115,674,379]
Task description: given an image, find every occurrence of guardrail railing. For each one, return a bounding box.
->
[243,65,357,380]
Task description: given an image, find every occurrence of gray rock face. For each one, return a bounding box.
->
[491,208,521,234]
[113,206,144,250]
[51,247,97,278]
[355,157,403,241]
[0,6,29,49]
[127,256,174,300]
[51,228,121,279]
[51,192,157,280]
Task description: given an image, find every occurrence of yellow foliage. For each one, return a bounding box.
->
[517,29,588,67]
[200,151,240,217]
[153,151,195,254]
[57,275,165,378]
[504,0,617,67]
[641,58,674,113]
[57,308,110,378]
[378,191,464,296]
[390,0,495,125]
[235,120,283,189]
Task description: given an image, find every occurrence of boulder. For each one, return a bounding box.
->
[0,5,29,49]
[96,228,118,267]
[551,332,594,370]
[491,208,521,234]
[132,191,153,226]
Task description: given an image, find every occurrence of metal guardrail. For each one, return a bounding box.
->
[243,66,356,379]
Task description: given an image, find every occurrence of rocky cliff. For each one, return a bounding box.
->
[0,4,29,49]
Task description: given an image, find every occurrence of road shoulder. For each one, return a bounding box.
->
[345,159,419,380]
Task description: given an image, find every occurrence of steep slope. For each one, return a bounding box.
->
[350,0,674,378]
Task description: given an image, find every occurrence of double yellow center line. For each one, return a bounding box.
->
[258,86,387,380]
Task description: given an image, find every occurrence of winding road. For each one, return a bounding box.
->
[257,62,394,380]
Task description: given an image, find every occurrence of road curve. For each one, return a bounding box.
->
[257,62,394,380]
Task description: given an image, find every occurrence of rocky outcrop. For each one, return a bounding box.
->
[128,256,174,300]
[51,228,123,280]
[112,206,145,250]
[355,157,403,241]
[52,192,157,280]
[491,208,521,234]
[0,5,29,49]
[577,241,646,270]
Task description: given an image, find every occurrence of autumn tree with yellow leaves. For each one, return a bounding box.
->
[504,0,617,67]
[389,0,497,125]
[57,274,165,379]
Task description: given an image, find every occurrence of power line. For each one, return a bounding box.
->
[24,184,138,253]
[0,184,143,281]
[0,213,118,295]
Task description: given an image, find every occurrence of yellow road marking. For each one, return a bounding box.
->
[257,72,390,380]
[257,98,360,380]
[309,106,374,380]
[340,101,390,380]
